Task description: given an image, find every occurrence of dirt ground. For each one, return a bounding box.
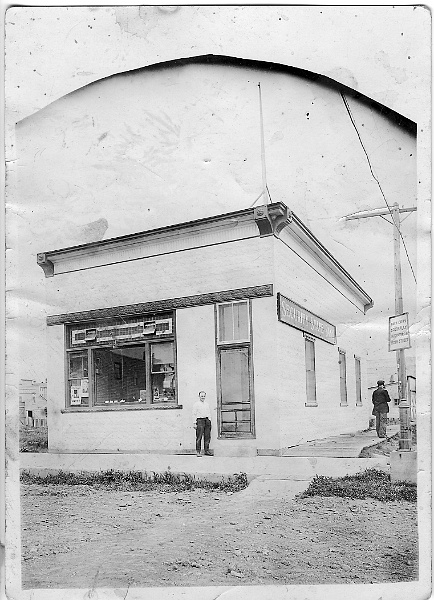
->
[21,481,418,589]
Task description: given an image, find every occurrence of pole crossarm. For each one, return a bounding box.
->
[343,207,417,220]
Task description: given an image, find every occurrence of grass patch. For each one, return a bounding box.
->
[298,468,416,503]
[20,426,48,453]
[20,469,248,493]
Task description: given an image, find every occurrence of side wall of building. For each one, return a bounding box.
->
[273,235,371,448]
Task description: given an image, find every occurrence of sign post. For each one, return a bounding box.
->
[344,202,416,452]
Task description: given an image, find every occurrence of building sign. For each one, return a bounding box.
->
[389,313,411,351]
[277,294,336,345]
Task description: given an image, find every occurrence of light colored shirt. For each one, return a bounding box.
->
[192,400,211,425]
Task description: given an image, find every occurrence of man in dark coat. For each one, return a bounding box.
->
[372,380,392,438]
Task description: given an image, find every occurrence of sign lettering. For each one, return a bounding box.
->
[389,313,411,351]
[277,294,336,344]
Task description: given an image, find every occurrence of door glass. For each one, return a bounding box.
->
[219,347,252,434]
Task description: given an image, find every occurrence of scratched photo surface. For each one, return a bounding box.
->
[5,6,431,600]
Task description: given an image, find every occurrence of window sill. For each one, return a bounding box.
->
[61,404,183,413]
[218,433,255,439]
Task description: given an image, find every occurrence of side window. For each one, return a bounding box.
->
[355,356,362,405]
[305,336,317,406]
[339,349,348,406]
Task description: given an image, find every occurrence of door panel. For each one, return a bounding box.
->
[218,347,253,436]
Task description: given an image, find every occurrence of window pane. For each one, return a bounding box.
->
[233,302,249,340]
[305,340,315,371]
[355,358,362,404]
[236,422,251,433]
[221,348,250,405]
[339,352,347,405]
[221,411,236,423]
[151,342,176,403]
[218,304,233,342]
[221,422,236,432]
[93,346,147,405]
[305,340,316,404]
[68,352,89,406]
[218,302,249,343]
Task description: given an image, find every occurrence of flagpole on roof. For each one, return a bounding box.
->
[258,82,270,205]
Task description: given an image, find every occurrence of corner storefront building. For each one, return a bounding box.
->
[37,202,373,456]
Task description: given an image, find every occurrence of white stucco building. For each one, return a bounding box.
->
[38,202,373,456]
[16,54,417,456]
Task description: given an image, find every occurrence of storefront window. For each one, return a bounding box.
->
[65,313,176,409]
[151,342,176,403]
[93,346,147,406]
[68,351,89,407]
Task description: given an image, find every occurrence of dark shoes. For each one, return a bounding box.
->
[204,451,213,456]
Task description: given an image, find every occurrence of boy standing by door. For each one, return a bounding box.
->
[192,391,212,456]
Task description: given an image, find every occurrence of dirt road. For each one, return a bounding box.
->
[21,481,417,589]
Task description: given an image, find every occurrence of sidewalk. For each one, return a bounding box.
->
[281,425,400,457]
[20,427,396,491]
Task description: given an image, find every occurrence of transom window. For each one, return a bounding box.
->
[66,313,176,409]
[217,301,250,344]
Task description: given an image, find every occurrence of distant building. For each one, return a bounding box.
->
[19,379,47,427]
[38,203,373,456]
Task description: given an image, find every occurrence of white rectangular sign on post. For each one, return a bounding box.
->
[389,313,411,351]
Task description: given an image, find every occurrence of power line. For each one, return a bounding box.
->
[340,92,417,284]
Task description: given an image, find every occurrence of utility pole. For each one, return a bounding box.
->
[344,203,416,450]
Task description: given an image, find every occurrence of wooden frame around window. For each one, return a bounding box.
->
[215,300,255,439]
[304,334,318,407]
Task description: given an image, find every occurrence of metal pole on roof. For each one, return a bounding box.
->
[258,83,270,205]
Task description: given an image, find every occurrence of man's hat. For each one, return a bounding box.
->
[377,380,385,386]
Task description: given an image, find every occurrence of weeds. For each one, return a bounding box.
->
[20,469,248,493]
[20,426,48,453]
[298,468,416,503]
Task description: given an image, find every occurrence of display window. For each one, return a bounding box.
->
[65,313,176,409]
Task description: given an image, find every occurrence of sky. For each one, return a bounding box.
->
[4,5,431,382]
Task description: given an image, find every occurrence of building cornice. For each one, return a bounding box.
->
[37,201,372,312]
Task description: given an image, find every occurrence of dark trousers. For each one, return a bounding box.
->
[373,410,387,437]
[196,418,211,452]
